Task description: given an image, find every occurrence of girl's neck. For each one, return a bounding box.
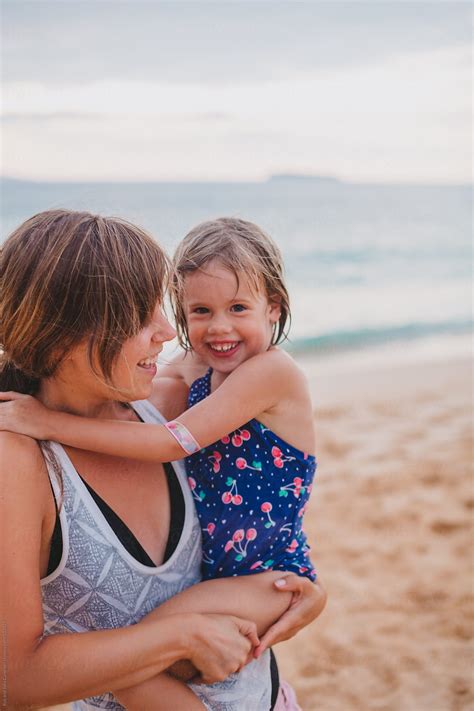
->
[209,368,229,392]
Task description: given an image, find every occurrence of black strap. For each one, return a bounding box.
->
[46,462,185,574]
[269,649,280,710]
[47,478,62,574]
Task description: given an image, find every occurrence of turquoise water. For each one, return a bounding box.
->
[2,177,472,356]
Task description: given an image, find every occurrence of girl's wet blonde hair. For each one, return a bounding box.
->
[0,209,169,394]
[171,217,291,350]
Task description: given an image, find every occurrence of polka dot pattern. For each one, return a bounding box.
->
[186,369,317,581]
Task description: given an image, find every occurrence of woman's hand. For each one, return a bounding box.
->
[183,613,260,684]
[254,575,327,658]
[0,391,51,439]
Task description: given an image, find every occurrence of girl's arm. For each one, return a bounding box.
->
[0,350,297,461]
[0,433,258,708]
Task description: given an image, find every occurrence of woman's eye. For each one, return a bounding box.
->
[231,304,247,313]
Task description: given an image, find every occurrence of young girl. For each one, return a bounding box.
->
[1,217,319,708]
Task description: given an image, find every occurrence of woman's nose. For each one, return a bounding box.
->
[153,313,176,343]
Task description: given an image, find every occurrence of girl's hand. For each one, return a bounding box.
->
[254,575,327,658]
[0,391,51,439]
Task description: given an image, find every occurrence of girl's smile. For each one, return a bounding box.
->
[184,261,281,377]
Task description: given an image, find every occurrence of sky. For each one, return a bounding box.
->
[2,1,472,183]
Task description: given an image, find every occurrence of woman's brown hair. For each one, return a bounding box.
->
[0,209,169,394]
[171,217,291,350]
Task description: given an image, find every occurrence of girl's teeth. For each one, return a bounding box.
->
[210,343,237,352]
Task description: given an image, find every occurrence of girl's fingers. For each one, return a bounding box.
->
[0,391,25,401]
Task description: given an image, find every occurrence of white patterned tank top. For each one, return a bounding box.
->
[40,399,272,711]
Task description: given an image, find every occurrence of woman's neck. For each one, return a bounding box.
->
[37,374,125,420]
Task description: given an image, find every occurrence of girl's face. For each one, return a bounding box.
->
[183,261,281,377]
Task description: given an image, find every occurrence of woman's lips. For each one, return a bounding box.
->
[137,350,162,376]
[137,362,157,377]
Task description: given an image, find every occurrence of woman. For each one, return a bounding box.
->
[0,210,325,710]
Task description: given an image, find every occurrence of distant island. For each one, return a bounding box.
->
[268,174,341,184]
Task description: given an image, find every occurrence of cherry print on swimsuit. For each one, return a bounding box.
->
[186,368,317,581]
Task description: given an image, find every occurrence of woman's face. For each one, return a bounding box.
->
[111,303,176,400]
[59,302,176,406]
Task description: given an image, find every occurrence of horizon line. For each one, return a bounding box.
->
[2,175,472,188]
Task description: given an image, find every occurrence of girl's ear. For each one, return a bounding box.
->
[268,296,282,323]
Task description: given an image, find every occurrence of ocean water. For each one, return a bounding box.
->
[2,177,472,363]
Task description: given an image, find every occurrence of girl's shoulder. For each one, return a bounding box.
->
[241,348,310,393]
[150,351,208,419]
[156,350,208,387]
[253,350,315,454]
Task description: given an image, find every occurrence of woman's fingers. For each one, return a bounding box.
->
[254,577,327,657]
[274,574,304,595]
[254,611,299,657]
[237,618,260,648]
[190,615,258,684]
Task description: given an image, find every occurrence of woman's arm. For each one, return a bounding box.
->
[143,570,326,656]
[0,350,298,462]
[115,571,326,707]
[0,433,258,708]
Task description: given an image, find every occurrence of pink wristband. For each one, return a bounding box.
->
[165,420,201,455]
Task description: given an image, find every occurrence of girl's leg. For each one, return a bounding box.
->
[115,573,292,706]
[116,671,205,711]
[146,571,293,636]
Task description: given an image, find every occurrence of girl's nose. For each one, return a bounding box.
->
[208,313,232,335]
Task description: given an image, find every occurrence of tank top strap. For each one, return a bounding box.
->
[188,367,212,407]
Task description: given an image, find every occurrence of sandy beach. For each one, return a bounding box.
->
[43,351,473,711]
[275,352,473,711]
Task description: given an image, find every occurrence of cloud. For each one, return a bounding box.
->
[2,15,471,183]
[1,112,106,123]
[2,1,471,85]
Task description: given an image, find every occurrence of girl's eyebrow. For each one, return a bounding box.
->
[187,301,208,308]
[231,297,253,304]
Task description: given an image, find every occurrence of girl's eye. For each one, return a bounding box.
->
[231,304,247,313]
[193,307,209,315]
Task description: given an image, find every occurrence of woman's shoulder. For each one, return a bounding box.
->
[0,430,45,466]
[0,432,51,516]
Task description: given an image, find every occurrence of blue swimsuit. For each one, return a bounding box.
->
[186,368,317,581]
